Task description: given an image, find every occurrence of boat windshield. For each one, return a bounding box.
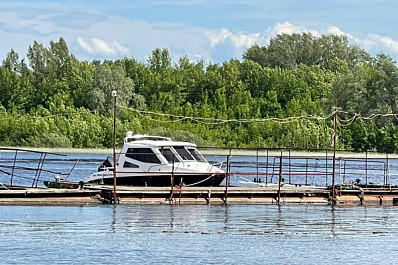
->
[174,146,195,161]
[159,147,179,163]
[187,148,206,162]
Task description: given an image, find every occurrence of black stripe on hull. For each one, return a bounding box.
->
[88,174,226,187]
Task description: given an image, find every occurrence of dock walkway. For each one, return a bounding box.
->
[1,185,398,206]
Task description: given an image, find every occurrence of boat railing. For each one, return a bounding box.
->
[210,161,224,171]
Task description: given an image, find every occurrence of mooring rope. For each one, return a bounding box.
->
[0,182,9,190]
[184,174,216,187]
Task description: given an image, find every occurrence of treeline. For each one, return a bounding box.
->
[1,34,398,152]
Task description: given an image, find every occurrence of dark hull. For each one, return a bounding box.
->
[88,173,226,187]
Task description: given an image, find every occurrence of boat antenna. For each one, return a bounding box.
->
[112,89,118,204]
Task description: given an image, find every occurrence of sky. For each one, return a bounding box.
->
[1,0,398,64]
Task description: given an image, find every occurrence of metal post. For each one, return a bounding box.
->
[224,155,231,206]
[365,151,368,187]
[266,149,269,185]
[332,99,337,202]
[343,160,346,184]
[325,149,328,186]
[256,149,259,182]
[387,154,391,190]
[278,154,282,205]
[34,153,47,188]
[169,154,175,201]
[305,158,309,186]
[10,150,18,186]
[112,90,117,203]
[288,149,291,184]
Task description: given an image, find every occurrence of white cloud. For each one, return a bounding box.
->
[77,37,129,56]
[2,0,398,65]
[207,28,260,48]
[204,22,317,60]
[266,22,304,36]
[203,22,398,62]
[358,33,398,56]
[326,26,353,38]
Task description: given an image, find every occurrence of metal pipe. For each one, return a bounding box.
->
[112,89,117,203]
[266,149,269,185]
[256,149,259,182]
[365,151,368,187]
[305,158,309,185]
[325,149,328,186]
[278,154,282,204]
[224,155,231,206]
[343,160,346,183]
[34,153,47,188]
[332,99,337,201]
[32,153,44,188]
[10,150,18,186]
[289,149,291,184]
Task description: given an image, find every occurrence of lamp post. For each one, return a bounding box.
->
[112,89,117,203]
[332,99,337,203]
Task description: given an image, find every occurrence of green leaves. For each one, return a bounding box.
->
[1,36,398,152]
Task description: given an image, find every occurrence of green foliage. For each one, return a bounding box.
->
[1,35,398,152]
[244,33,371,70]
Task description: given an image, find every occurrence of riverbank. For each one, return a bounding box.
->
[0,146,113,154]
[2,145,398,159]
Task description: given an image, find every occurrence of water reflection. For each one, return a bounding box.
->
[111,204,117,233]
[276,204,282,231]
[3,205,398,264]
[223,205,229,233]
[330,205,336,237]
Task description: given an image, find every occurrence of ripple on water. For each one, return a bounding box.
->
[0,204,398,264]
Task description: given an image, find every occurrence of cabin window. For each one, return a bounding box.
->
[123,161,139,168]
[125,148,161,164]
[174,146,194,161]
[160,147,178,163]
[187,148,206,162]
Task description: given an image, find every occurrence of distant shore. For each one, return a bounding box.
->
[2,146,398,159]
[0,146,113,154]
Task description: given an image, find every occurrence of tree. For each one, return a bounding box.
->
[367,54,398,114]
[2,49,22,73]
[147,48,171,74]
[332,64,369,114]
[27,41,49,80]
[244,33,371,70]
[85,64,134,113]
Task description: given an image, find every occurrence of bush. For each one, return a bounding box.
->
[22,133,72,148]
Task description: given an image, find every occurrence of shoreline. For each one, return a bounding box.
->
[1,146,398,158]
[0,146,113,154]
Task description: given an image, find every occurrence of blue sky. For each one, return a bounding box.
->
[1,0,398,64]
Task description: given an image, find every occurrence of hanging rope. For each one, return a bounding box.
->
[1,106,398,126]
[121,106,337,125]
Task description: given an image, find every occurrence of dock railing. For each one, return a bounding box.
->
[199,147,398,190]
[0,147,77,188]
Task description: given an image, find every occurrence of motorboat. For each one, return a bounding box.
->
[84,131,226,187]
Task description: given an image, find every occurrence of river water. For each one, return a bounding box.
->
[1,204,398,264]
[1,151,398,264]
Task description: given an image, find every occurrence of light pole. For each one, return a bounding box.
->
[112,89,117,203]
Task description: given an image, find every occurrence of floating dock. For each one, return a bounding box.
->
[1,185,398,206]
[2,147,398,206]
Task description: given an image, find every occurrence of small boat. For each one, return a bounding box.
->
[44,175,82,189]
[84,131,226,187]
